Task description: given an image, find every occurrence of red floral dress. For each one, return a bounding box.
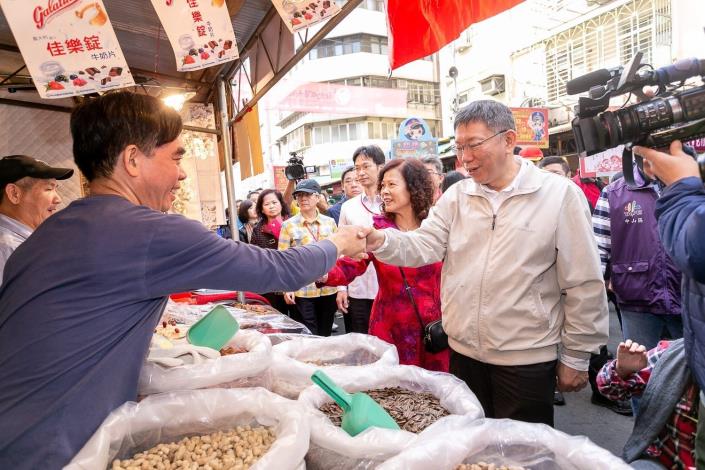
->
[325,215,448,372]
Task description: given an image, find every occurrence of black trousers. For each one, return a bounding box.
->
[449,349,557,426]
[263,292,299,319]
[344,297,373,334]
[295,294,338,336]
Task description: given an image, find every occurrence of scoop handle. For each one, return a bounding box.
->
[311,370,352,412]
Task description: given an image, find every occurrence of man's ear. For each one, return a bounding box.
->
[504,129,518,150]
[4,183,23,205]
[119,145,140,177]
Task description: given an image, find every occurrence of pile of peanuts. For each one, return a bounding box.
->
[456,463,526,470]
[111,425,275,470]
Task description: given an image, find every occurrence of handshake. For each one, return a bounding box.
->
[327,226,386,258]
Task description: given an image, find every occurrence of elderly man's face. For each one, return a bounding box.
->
[455,121,514,188]
[10,178,62,229]
[136,138,187,212]
[342,172,362,199]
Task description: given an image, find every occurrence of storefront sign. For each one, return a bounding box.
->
[150,0,238,72]
[276,82,408,116]
[272,165,289,193]
[0,0,134,99]
[391,117,438,159]
[579,145,624,178]
[272,0,341,34]
[511,107,549,148]
[329,158,351,180]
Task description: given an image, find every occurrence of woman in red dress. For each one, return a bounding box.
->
[321,158,448,371]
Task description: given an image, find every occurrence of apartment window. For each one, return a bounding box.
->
[543,0,671,104]
[309,34,387,60]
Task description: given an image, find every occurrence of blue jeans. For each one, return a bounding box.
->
[621,310,683,415]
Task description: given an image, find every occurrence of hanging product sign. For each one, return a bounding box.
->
[579,145,624,178]
[329,159,351,180]
[391,117,438,159]
[271,0,341,34]
[511,107,549,148]
[0,0,134,99]
[150,0,239,72]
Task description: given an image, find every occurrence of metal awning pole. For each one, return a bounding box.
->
[216,76,245,304]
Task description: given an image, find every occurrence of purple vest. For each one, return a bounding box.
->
[606,177,682,315]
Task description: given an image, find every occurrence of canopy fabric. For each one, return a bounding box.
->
[387,0,524,70]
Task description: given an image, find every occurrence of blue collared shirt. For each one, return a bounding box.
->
[0,214,32,285]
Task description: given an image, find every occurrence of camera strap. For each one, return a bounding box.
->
[622,144,653,187]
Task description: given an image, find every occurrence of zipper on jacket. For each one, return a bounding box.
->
[491,214,497,230]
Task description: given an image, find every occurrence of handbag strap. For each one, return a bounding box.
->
[398,267,425,330]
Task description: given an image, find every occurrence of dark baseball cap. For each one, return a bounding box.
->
[292,179,321,196]
[0,155,74,185]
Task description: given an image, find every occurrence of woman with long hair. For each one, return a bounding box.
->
[249,189,293,315]
[320,158,448,371]
[237,199,258,243]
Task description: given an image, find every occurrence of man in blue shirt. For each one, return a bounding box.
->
[0,92,368,469]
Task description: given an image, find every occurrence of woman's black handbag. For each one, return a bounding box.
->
[398,268,448,354]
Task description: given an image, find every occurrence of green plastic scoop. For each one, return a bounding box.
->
[187,305,239,351]
[311,370,400,436]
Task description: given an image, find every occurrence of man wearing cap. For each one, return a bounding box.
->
[0,155,73,284]
[278,178,339,336]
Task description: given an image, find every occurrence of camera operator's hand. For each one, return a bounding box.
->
[633,140,700,186]
[328,226,371,259]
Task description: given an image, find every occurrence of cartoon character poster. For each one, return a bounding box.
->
[579,145,624,178]
[391,117,438,159]
[511,107,549,148]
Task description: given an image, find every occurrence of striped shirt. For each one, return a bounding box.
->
[279,211,338,298]
[592,189,612,276]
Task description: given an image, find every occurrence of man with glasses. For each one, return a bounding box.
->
[364,100,608,426]
[335,145,385,333]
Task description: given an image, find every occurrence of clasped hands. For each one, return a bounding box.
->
[328,226,386,259]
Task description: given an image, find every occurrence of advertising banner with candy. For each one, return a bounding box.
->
[150,0,238,72]
[271,0,341,34]
[0,0,134,99]
[579,145,624,178]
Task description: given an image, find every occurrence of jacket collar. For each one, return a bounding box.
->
[461,157,542,198]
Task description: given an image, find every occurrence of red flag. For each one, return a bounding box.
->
[387,0,524,70]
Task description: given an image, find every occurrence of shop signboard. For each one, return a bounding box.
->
[272,165,289,193]
[0,0,134,99]
[150,0,238,72]
[511,107,549,148]
[579,145,624,178]
[329,159,351,180]
[271,0,341,34]
[276,82,407,116]
[391,117,438,159]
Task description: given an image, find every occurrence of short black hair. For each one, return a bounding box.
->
[238,199,255,224]
[255,189,290,221]
[70,92,182,181]
[538,156,570,175]
[441,171,466,193]
[352,145,385,166]
[341,166,355,182]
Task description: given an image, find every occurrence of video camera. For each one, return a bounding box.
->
[568,51,705,183]
[285,151,305,181]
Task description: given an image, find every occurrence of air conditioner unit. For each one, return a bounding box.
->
[479,75,505,96]
[455,39,472,53]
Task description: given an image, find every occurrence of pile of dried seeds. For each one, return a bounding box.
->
[318,386,449,433]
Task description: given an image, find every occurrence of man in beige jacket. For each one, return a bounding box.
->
[365,100,608,426]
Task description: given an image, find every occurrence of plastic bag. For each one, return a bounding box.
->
[298,365,484,470]
[268,333,400,398]
[65,388,309,470]
[378,416,631,470]
[138,329,272,395]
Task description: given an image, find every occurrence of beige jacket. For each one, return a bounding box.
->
[374,160,608,367]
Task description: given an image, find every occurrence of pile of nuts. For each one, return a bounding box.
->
[456,464,526,470]
[219,346,248,356]
[319,387,449,433]
[110,425,275,470]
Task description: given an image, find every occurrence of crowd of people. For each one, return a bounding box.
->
[0,92,704,470]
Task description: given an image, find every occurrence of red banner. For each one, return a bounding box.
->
[387,0,524,70]
[275,82,408,115]
[272,166,289,193]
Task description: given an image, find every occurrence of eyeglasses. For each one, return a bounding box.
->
[453,129,510,155]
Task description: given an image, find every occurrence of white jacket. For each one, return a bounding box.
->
[374,160,608,367]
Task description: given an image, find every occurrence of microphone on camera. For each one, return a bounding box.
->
[566,67,621,95]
